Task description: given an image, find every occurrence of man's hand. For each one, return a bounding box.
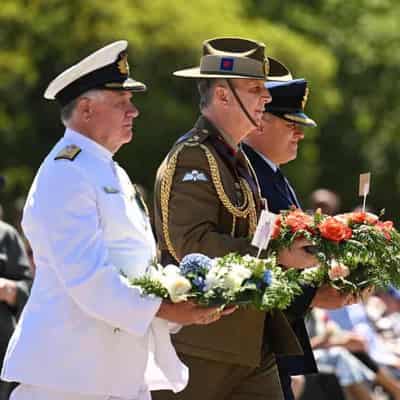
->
[156,300,237,326]
[277,238,318,269]
[0,278,17,306]
[311,285,358,309]
[336,332,368,352]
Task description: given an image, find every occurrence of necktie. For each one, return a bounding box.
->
[274,168,293,202]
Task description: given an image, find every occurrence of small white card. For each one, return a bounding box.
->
[359,172,371,197]
[252,209,277,251]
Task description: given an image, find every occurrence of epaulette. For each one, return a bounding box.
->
[183,128,210,147]
[54,144,81,161]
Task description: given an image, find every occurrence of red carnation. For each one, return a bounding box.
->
[376,220,394,240]
[285,210,313,233]
[319,217,352,242]
[271,216,282,239]
[349,212,378,225]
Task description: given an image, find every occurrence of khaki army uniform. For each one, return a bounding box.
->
[153,116,302,400]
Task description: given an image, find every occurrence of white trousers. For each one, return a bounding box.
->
[10,384,151,400]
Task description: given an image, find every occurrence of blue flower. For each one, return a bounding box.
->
[192,276,206,291]
[180,253,212,275]
[263,270,273,287]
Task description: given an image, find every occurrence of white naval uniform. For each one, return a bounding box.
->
[1,129,188,399]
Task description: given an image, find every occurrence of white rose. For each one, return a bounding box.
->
[204,265,226,291]
[223,264,252,291]
[164,275,192,303]
[147,264,164,283]
[161,264,192,303]
[163,264,182,276]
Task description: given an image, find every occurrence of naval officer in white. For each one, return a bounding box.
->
[1,41,229,400]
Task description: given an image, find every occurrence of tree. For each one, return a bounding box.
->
[246,0,400,220]
[0,0,336,221]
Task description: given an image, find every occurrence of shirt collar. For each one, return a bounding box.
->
[64,128,113,162]
[252,148,278,172]
[218,128,239,154]
[197,115,239,154]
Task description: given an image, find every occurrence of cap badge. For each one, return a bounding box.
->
[220,58,234,71]
[263,58,269,77]
[117,52,130,75]
[301,87,309,110]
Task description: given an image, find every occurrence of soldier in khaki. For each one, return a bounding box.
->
[153,37,317,400]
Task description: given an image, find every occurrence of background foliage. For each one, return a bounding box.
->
[0,0,399,225]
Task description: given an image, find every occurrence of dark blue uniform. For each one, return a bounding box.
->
[243,143,318,400]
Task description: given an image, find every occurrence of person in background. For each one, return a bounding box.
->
[243,78,356,400]
[328,304,400,399]
[307,308,376,400]
[309,188,341,215]
[0,216,32,400]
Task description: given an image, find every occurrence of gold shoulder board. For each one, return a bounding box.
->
[54,145,82,161]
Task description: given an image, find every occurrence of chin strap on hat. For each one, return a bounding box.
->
[226,79,259,128]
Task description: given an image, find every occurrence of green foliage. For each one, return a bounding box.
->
[271,208,400,293]
[0,0,335,220]
[246,0,400,221]
[131,276,169,299]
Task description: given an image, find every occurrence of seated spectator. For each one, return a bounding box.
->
[307,308,375,400]
[328,304,400,399]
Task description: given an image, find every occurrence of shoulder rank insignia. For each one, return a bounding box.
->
[103,186,120,194]
[54,144,81,161]
[182,169,209,182]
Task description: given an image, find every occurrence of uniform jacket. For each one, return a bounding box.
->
[154,116,302,368]
[0,221,32,363]
[242,143,318,375]
[1,129,188,398]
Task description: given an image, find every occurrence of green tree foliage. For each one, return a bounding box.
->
[246,0,400,220]
[0,0,337,220]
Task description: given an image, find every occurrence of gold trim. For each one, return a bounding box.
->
[160,143,186,262]
[301,87,309,110]
[117,52,130,75]
[283,113,316,126]
[200,144,257,236]
[160,142,258,262]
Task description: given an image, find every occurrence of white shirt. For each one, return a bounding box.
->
[2,129,188,398]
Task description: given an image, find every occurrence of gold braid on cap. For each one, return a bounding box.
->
[160,142,258,262]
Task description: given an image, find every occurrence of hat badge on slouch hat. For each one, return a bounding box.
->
[44,40,146,106]
[173,36,292,81]
[265,78,317,127]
